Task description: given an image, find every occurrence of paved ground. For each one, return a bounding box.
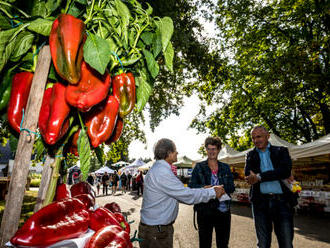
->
[95,188,330,248]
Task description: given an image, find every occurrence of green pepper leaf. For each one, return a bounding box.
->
[11,32,34,60]
[94,146,105,165]
[45,0,62,14]
[114,0,131,48]
[136,69,153,111]
[122,53,141,66]
[160,17,174,53]
[152,27,162,58]
[28,18,53,36]
[0,15,12,30]
[34,138,46,162]
[145,3,153,15]
[141,32,153,46]
[164,41,174,72]
[31,0,47,18]
[0,28,18,72]
[77,128,91,181]
[143,49,159,78]
[83,33,111,75]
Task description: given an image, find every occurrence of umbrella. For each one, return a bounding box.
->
[94,167,114,174]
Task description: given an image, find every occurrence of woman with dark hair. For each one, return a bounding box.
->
[189,137,235,248]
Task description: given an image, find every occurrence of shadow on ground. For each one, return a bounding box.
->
[231,202,330,243]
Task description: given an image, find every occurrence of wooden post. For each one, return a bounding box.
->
[33,155,54,212]
[0,46,51,246]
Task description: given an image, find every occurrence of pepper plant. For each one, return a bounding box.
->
[0,0,174,204]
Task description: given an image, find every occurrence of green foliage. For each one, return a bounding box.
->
[189,0,330,149]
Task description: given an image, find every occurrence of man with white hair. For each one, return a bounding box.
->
[138,138,225,248]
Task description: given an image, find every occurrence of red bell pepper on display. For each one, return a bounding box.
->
[49,14,86,84]
[7,72,34,133]
[70,181,96,199]
[104,202,121,213]
[55,183,71,201]
[89,207,122,232]
[112,71,136,118]
[113,212,130,234]
[65,61,111,112]
[85,95,119,148]
[106,117,124,144]
[10,198,89,247]
[38,82,71,145]
[74,193,95,209]
[85,225,132,248]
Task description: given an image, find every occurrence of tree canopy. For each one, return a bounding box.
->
[189,0,330,150]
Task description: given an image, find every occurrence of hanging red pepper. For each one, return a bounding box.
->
[65,61,111,112]
[49,14,86,84]
[38,83,71,145]
[89,207,122,232]
[85,225,132,248]
[105,117,124,144]
[112,71,136,118]
[55,183,71,201]
[85,95,119,148]
[7,72,34,133]
[10,198,89,247]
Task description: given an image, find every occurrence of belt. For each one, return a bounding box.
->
[261,193,283,200]
[140,221,174,227]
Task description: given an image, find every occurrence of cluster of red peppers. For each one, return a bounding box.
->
[6,13,134,152]
[11,182,132,247]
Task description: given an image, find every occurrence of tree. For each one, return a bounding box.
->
[189,0,330,150]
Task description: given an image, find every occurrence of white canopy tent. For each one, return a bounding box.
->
[173,156,195,168]
[94,166,114,174]
[121,159,145,175]
[138,160,155,171]
[218,133,330,166]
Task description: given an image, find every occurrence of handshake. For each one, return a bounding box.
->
[204,185,226,199]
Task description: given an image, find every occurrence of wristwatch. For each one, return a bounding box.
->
[256,173,261,182]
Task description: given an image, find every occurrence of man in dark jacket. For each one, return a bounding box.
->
[245,126,296,248]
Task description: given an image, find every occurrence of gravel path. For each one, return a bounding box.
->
[95,189,330,248]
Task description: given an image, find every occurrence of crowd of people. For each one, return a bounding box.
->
[85,169,145,197]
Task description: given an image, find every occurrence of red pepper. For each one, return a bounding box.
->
[49,14,85,84]
[105,117,124,144]
[70,181,96,199]
[89,207,122,232]
[85,225,132,248]
[85,95,119,148]
[113,212,130,234]
[55,183,71,201]
[65,61,111,112]
[104,202,121,213]
[74,193,95,210]
[10,198,89,247]
[7,72,34,133]
[38,82,71,145]
[112,71,136,118]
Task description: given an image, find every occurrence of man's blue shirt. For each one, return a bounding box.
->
[257,143,283,194]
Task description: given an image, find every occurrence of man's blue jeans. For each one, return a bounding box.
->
[252,197,294,248]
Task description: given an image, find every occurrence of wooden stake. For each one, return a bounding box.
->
[0,46,51,246]
[33,155,54,212]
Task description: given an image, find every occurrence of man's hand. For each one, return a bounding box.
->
[213,185,225,198]
[245,171,260,185]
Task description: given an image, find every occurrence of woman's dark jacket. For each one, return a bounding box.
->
[189,160,235,213]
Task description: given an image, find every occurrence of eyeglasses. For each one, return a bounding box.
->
[206,147,218,152]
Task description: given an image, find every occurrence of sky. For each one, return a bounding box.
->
[128,95,210,161]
